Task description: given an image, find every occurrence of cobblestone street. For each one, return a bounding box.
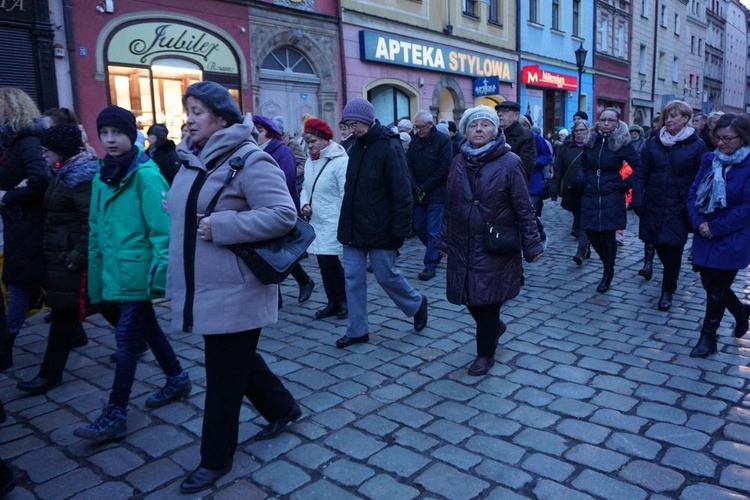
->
[3,202,750,499]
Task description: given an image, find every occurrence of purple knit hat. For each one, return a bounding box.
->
[342,97,375,125]
[252,115,282,138]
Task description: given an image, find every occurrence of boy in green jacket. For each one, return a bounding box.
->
[74,105,191,442]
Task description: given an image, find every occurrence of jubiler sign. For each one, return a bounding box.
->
[107,22,238,74]
[521,65,578,91]
[359,30,515,82]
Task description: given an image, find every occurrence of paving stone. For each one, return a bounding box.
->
[467,413,522,437]
[591,374,637,395]
[252,460,311,495]
[367,445,431,478]
[681,394,728,415]
[475,377,522,398]
[468,394,517,415]
[547,398,597,418]
[531,478,597,500]
[423,419,474,444]
[686,413,725,434]
[299,391,343,412]
[465,435,525,465]
[577,357,622,374]
[512,428,568,456]
[89,447,145,477]
[329,380,367,398]
[431,444,482,470]
[545,382,596,400]
[415,462,489,500]
[681,483,750,499]
[403,391,443,410]
[393,428,439,452]
[322,458,375,486]
[572,469,648,500]
[565,443,628,473]
[634,384,681,404]
[662,447,717,477]
[522,453,575,482]
[33,467,102,500]
[213,479,268,500]
[666,376,713,396]
[311,408,357,430]
[378,403,433,428]
[429,401,479,423]
[324,428,387,460]
[618,460,685,492]
[506,405,559,429]
[286,443,336,469]
[246,433,301,462]
[505,369,554,389]
[590,408,648,433]
[485,486,529,500]
[424,380,479,401]
[13,447,78,483]
[359,475,420,500]
[290,479,360,500]
[515,354,554,373]
[370,384,412,403]
[124,457,183,493]
[635,402,687,424]
[590,391,638,412]
[513,387,556,406]
[128,424,193,457]
[714,441,750,467]
[721,464,750,494]
[354,414,400,437]
[556,419,610,444]
[726,423,750,445]
[605,432,662,460]
[71,482,134,500]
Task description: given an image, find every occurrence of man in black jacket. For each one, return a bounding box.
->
[407,110,452,281]
[336,98,428,348]
[496,101,536,182]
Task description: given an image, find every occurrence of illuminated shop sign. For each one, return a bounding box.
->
[108,22,238,74]
[473,76,500,96]
[360,30,515,82]
[521,65,577,91]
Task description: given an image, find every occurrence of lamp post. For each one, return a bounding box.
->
[574,43,588,111]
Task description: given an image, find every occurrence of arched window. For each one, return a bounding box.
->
[261,47,314,75]
[368,86,411,127]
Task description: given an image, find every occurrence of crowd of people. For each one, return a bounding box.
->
[0,81,749,495]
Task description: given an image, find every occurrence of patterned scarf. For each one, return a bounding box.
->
[694,146,750,214]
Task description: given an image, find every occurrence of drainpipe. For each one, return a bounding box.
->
[650,0,660,114]
[338,5,348,108]
[515,0,522,102]
[62,0,80,115]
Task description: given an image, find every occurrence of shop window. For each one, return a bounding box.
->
[368,86,411,127]
[262,47,314,74]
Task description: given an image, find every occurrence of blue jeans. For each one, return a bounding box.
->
[342,247,423,338]
[6,284,32,337]
[110,301,182,408]
[414,204,444,269]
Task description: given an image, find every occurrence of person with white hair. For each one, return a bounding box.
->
[397,118,413,134]
[437,105,543,376]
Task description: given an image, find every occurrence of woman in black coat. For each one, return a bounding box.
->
[631,100,707,311]
[0,88,50,371]
[147,124,180,185]
[577,108,641,293]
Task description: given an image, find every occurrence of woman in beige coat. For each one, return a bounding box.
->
[169,82,301,494]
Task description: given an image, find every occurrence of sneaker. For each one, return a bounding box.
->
[145,371,192,408]
[74,403,128,442]
[418,268,436,281]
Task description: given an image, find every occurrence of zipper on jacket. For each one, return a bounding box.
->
[181,170,208,333]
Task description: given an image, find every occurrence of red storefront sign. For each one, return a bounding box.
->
[522,65,578,91]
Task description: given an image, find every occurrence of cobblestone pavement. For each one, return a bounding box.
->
[3,203,750,499]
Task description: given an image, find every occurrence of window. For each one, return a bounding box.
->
[639,44,647,74]
[698,39,703,56]
[573,0,581,36]
[597,18,610,54]
[658,51,666,79]
[529,0,540,23]
[262,47,315,74]
[552,0,560,30]
[463,0,477,16]
[674,14,681,35]
[691,36,695,54]
[488,0,500,24]
[369,86,411,126]
[615,22,627,58]
[642,0,650,17]
[660,5,668,27]
[672,56,679,83]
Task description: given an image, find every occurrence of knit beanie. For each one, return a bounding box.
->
[252,115,282,138]
[97,105,138,144]
[304,118,333,140]
[573,111,589,121]
[397,119,413,132]
[436,123,450,135]
[183,81,243,125]
[458,105,499,136]
[342,98,375,125]
[629,124,644,135]
[41,124,83,159]
[399,132,411,144]
[558,128,569,137]
[301,114,316,126]
[273,116,286,134]
[147,123,168,140]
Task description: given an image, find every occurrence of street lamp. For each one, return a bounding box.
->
[574,43,588,111]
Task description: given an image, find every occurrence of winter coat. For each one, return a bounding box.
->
[450,133,463,157]
[529,133,553,196]
[687,150,750,270]
[438,137,542,307]
[549,137,586,210]
[43,153,98,309]
[0,130,50,286]
[149,140,181,186]
[171,115,297,334]
[299,142,347,256]
[406,126,452,205]
[630,136,646,155]
[502,121,536,182]
[263,137,300,213]
[632,130,706,245]
[88,148,169,303]
[577,121,641,232]
[337,120,413,250]
[282,132,307,187]
[340,135,355,154]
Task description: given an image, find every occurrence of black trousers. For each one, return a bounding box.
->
[699,267,743,331]
[586,230,617,271]
[467,302,502,357]
[317,254,345,305]
[655,244,684,293]
[201,329,296,470]
[290,263,310,285]
[39,304,120,381]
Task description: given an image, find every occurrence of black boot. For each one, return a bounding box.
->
[0,457,15,497]
[658,292,673,311]
[572,243,590,266]
[0,335,15,372]
[690,293,723,357]
[638,242,655,280]
[690,329,718,358]
[596,270,613,293]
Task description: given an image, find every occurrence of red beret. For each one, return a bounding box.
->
[304,118,333,141]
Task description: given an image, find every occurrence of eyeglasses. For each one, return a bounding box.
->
[598,118,618,123]
[713,134,739,144]
[414,123,431,131]
[343,121,360,128]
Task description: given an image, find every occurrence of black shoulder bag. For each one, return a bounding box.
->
[204,149,316,285]
[467,176,521,255]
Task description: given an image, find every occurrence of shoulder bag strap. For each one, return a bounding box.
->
[204,148,262,217]
[308,157,333,206]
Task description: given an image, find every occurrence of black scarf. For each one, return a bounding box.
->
[99,146,138,186]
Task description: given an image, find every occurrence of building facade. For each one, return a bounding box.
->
[704,1,726,113]
[683,0,708,113]
[722,0,747,113]
[594,0,633,121]
[652,1,690,113]
[518,0,595,133]
[629,0,658,126]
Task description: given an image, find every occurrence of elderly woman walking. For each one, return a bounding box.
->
[438,105,543,377]
[171,82,302,493]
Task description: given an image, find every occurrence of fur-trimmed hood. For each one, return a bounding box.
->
[585,120,631,152]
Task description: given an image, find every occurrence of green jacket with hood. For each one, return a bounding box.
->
[88,148,170,303]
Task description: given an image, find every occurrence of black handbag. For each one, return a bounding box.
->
[204,148,316,285]
[467,177,521,255]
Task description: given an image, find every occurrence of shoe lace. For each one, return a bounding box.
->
[154,373,186,400]
[90,400,126,430]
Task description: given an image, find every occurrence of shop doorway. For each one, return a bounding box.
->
[259,47,319,137]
